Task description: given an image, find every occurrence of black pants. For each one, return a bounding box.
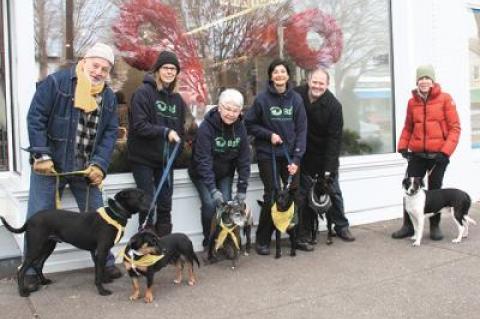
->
[256,158,300,246]
[405,155,449,226]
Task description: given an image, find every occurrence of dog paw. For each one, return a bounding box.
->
[129,292,140,301]
[412,242,420,247]
[275,254,281,259]
[173,278,182,285]
[144,294,154,303]
[290,250,296,257]
[452,238,462,244]
[188,278,196,286]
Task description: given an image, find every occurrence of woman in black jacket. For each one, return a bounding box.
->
[128,51,186,237]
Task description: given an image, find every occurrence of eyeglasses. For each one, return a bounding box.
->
[220,103,242,114]
[160,66,178,72]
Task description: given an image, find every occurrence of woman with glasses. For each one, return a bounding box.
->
[128,51,186,237]
[189,88,251,249]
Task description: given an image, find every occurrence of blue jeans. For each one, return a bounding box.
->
[190,174,233,246]
[26,170,115,273]
[131,163,174,227]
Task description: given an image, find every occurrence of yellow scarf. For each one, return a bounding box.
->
[271,202,295,233]
[215,220,240,251]
[97,207,124,244]
[74,61,104,113]
[119,247,164,268]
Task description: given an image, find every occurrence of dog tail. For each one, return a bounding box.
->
[464,216,477,226]
[0,216,27,233]
[192,253,200,268]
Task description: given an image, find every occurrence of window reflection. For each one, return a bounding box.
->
[34,0,394,173]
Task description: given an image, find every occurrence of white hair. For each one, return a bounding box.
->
[218,88,244,109]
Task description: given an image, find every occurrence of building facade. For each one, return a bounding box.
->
[0,0,479,272]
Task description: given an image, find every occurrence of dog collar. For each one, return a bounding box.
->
[215,220,239,251]
[271,202,295,233]
[97,207,124,244]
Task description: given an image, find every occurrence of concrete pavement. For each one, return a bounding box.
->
[1,203,479,319]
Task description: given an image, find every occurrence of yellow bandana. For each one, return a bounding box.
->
[74,60,105,113]
[271,202,295,233]
[215,220,239,251]
[97,207,124,244]
[119,247,164,268]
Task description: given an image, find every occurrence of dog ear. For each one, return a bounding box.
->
[402,178,409,189]
[419,178,425,188]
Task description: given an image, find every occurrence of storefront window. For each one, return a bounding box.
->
[34,0,394,173]
[0,1,8,171]
[468,8,480,150]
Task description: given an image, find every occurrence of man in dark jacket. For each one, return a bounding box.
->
[295,68,355,247]
[26,43,120,292]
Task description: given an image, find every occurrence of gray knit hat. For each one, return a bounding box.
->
[84,43,115,66]
[416,64,435,82]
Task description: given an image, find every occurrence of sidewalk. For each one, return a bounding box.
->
[1,203,479,319]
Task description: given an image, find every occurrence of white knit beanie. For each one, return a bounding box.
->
[84,43,115,66]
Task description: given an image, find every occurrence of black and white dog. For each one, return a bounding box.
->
[402,177,476,246]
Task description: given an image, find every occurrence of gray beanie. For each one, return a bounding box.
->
[84,43,115,66]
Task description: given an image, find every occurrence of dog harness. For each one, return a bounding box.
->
[271,202,295,233]
[215,219,240,251]
[97,207,124,244]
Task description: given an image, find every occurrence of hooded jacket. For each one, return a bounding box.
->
[397,83,460,157]
[244,82,307,164]
[128,74,186,167]
[294,85,343,175]
[189,107,250,194]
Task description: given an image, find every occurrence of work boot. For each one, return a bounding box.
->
[255,244,270,256]
[295,240,314,251]
[23,274,40,293]
[104,265,122,280]
[336,228,356,242]
[392,209,414,239]
[429,214,444,241]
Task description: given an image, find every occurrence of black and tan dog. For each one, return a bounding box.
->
[0,188,150,297]
[207,201,253,269]
[123,231,199,303]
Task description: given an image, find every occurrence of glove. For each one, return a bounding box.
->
[85,165,104,186]
[399,149,409,159]
[234,192,246,205]
[435,152,449,165]
[211,189,225,207]
[33,159,55,175]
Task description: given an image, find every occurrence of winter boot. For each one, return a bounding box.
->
[392,209,414,239]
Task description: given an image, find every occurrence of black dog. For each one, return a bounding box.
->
[402,177,476,246]
[0,188,150,297]
[123,231,199,303]
[307,175,334,245]
[207,201,253,269]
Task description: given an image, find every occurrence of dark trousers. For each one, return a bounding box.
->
[405,155,449,226]
[256,158,300,246]
[297,171,349,239]
[131,163,174,227]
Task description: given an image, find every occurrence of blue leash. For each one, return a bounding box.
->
[141,140,181,229]
[271,143,294,199]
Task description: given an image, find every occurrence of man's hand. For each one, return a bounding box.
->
[33,159,55,175]
[287,163,298,176]
[168,130,180,143]
[86,165,104,186]
[271,133,283,145]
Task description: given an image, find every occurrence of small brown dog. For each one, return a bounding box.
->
[123,231,199,303]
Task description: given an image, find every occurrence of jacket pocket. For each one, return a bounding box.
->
[48,115,69,141]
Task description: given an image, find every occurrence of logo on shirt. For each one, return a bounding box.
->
[155,100,177,118]
[269,106,293,121]
[214,136,241,153]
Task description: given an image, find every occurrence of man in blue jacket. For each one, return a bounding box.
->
[25,43,120,292]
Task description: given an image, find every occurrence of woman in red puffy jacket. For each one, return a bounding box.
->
[392,64,461,241]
